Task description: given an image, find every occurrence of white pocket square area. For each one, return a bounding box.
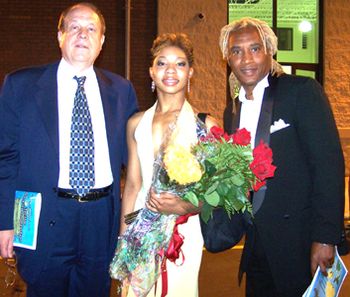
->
[270,119,290,134]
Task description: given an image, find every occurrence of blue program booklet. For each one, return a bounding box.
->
[13,191,42,250]
[303,247,348,297]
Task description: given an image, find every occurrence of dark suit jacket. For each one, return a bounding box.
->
[0,61,138,283]
[224,74,345,291]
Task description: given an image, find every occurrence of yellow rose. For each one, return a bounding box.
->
[164,144,202,185]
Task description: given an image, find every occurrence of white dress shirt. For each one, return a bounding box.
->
[57,58,113,189]
[238,75,269,148]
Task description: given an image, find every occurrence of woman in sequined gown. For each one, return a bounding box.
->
[119,33,218,297]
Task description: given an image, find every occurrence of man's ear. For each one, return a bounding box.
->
[100,35,105,49]
[57,31,62,45]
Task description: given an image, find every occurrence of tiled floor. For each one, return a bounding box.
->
[1,244,349,297]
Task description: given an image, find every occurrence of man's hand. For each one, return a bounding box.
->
[0,230,14,258]
[310,242,335,276]
[146,188,200,215]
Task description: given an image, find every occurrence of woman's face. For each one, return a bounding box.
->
[150,46,193,96]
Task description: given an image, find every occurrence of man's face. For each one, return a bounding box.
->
[227,26,272,95]
[57,5,105,71]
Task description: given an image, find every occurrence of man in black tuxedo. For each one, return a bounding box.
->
[221,17,344,296]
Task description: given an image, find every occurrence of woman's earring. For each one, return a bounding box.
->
[151,81,155,92]
[187,79,191,93]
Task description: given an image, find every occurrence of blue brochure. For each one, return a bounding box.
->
[13,191,42,250]
[303,247,348,297]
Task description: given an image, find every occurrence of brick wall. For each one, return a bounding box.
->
[129,1,157,110]
[157,0,228,122]
[0,1,122,78]
[324,1,350,128]
[0,0,156,111]
[324,1,350,173]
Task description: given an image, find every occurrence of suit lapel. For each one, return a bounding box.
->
[95,68,118,178]
[252,74,278,214]
[254,75,277,146]
[35,63,60,158]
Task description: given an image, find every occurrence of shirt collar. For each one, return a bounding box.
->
[58,58,95,79]
[239,74,269,103]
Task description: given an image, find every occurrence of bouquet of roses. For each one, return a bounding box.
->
[172,125,276,223]
[109,121,276,297]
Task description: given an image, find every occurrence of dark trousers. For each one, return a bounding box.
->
[26,194,114,297]
[245,226,277,297]
[245,226,306,297]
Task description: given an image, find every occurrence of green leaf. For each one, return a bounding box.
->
[205,181,219,195]
[216,182,229,196]
[200,203,214,223]
[204,191,220,207]
[184,191,199,207]
[230,175,245,186]
[231,198,245,211]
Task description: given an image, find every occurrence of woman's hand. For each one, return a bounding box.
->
[146,188,200,215]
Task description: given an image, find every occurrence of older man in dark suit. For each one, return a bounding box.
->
[0,3,138,297]
[220,17,344,297]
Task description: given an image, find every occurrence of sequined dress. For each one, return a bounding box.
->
[127,100,204,297]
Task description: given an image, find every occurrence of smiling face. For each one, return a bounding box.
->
[57,4,105,72]
[227,26,272,95]
[149,46,193,96]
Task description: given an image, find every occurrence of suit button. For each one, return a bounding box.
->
[49,220,56,227]
[283,214,290,219]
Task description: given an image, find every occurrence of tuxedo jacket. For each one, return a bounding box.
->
[224,74,345,291]
[0,62,138,282]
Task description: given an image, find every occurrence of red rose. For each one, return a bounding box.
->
[233,128,251,146]
[210,126,231,143]
[223,133,231,142]
[253,180,266,192]
[253,140,273,162]
[250,159,276,181]
[210,126,225,139]
[250,141,276,181]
